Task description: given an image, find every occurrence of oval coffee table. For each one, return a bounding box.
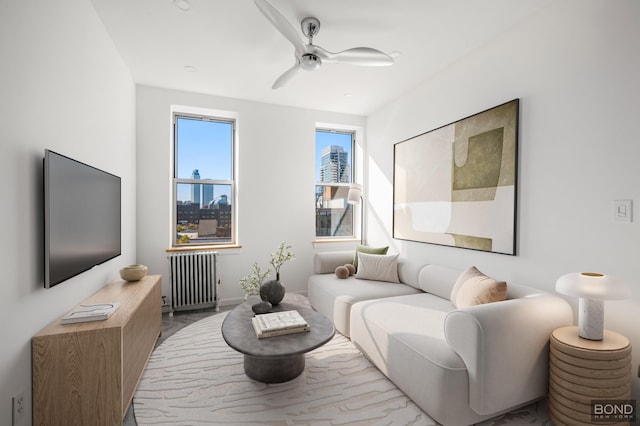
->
[221,294,335,383]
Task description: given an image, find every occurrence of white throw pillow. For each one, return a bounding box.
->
[355,252,400,283]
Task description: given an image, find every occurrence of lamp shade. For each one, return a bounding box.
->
[347,183,362,205]
[556,272,629,300]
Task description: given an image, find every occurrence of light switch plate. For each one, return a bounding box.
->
[613,199,632,223]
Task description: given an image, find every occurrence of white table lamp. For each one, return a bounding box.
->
[347,183,363,244]
[555,272,629,340]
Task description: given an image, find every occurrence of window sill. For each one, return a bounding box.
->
[312,239,361,250]
[166,244,242,253]
[313,238,359,244]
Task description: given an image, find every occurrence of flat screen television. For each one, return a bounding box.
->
[44,150,121,288]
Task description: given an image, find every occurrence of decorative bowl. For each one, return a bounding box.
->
[120,264,148,281]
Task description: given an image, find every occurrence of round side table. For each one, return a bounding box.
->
[549,326,632,426]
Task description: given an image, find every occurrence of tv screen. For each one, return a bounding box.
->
[44,150,121,288]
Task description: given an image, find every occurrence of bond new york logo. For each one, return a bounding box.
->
[591,400,636,423]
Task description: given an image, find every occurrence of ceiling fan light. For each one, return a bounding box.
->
[300,54,321,71]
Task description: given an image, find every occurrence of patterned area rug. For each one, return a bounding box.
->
[134,311,435,425]
[134,311,552,425]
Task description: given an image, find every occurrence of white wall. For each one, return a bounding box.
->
[136,86,365,306]
[0,1,136,424]
[366,0,640,397]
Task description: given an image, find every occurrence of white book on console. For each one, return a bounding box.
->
[61,302,120,324]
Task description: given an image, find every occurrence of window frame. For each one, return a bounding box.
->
[171,111,237,248]
[315,128,358,241]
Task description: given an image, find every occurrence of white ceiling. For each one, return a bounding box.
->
[90,0,547,116]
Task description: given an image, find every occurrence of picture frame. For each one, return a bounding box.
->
[393,99,519,255]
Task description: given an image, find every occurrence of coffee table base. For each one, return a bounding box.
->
[244,353,305,383]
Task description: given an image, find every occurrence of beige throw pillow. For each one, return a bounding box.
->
[355,252,400,283]
[450,266,507,308]
[353,245,389,270]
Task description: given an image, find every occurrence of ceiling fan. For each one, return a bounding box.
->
[254,0,394,89]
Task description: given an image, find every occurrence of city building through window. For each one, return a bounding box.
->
[315,129,355,238]
[173,113,235,247]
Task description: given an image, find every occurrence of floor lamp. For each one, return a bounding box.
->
[347,183,363,244]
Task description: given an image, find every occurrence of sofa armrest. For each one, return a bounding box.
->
[444,289,572,415]
[313,251,354,274]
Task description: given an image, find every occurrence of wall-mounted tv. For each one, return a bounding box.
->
[44,150,121,288]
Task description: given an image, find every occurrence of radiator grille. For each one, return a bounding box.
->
[168,251,218,314]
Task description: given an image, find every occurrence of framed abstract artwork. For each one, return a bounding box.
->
[393,99,519,255]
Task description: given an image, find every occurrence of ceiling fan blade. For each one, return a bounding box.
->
[254,0,305,53]
[315,46,393,67]
[272,63,301,89]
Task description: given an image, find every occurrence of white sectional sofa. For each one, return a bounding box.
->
[307,251,573,426]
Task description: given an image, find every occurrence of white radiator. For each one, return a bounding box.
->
[168,251,219,315]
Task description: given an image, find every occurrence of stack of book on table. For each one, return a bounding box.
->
[252,310,310,339]
[61,302,121,324]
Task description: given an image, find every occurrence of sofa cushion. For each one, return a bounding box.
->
[307,273,421,337]
[355,252,400,283]
[417,264,463,299]
[450,266,507,308]
[396,259,427,289]
[352,293,462,368]
[353,244,388,270]
[313,251,355,274]
[350,294,486,425]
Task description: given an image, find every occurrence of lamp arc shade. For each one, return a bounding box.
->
[347,183,362,205]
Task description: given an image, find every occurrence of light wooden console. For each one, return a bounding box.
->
[32,275,162,426]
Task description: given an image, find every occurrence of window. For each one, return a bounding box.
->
[315,129,355,239]
[173,113,235,247]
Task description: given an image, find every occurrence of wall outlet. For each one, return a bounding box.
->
[12,391,25,425]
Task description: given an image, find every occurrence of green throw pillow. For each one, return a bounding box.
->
[353,245,389,270]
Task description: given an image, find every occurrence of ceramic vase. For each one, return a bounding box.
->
[260,276,285,305]
[120,264,147,281]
